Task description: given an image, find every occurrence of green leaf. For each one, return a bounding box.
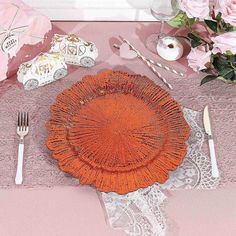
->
[200,75,218,85]
[188,17,196,26]
[187,33,200,41]
[212,56,230,71]
[225,26,236,32]
[187,33,201,48]
[217,76,236,83]
[219,68,235,80]
[191,40,202,48]
[222,21,236,32]
[216,76,229,83]
[231,26,236,31]
[167,11,188,28]
[204,19,218,32]
[227,54,236,62]
[215,12,222,21]
[225,50,234,56]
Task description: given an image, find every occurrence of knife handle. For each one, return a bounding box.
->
[208,138,219,178]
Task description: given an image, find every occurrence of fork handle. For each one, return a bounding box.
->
[15,140,24,185]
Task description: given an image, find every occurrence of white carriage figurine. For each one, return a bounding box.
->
[50,34,98,67]
[17,52,68,90]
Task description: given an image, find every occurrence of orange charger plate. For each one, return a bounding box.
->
[47,70,190,194]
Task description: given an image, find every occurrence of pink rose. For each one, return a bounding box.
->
[178,0,210,18]
[187,46,211,72]
[214,0,236,26]
[212,32,236,54]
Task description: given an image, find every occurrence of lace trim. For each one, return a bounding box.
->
[102,186,166,236]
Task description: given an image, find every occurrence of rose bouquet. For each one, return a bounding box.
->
[168,0,236,85]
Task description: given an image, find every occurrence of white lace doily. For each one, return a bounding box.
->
[101,108,219,236]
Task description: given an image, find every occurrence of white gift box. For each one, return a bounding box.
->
[50,34,98,67]
[17,52,68,90]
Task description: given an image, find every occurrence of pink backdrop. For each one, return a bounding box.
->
[0,21,236,236]
[1,186,235,236]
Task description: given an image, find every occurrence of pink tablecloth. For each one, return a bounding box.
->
[0,21,236,236]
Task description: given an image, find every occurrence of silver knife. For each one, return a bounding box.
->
[203,105,219,178]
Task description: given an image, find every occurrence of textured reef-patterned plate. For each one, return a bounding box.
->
[47,70,190,194]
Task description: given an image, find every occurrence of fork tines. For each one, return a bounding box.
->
[17,112,29,130]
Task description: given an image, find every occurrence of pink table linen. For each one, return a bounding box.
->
[0,21,236,236]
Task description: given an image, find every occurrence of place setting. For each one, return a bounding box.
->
[1,0,236,235]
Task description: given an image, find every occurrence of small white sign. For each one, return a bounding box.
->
[1,34,19,53]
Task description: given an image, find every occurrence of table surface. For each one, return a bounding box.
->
[1,21,236,236]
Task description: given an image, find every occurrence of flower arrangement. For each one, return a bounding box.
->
[168,0,236,85]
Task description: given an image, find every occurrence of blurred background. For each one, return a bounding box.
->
[24,0,155,21]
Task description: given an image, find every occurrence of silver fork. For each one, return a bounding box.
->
[15,112,29,185]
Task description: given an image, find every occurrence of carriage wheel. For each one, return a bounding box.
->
[24,79,39,90]
[80,56,95,68]
[53,68,68,80]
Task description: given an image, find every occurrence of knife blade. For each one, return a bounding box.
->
[203,105,219,178]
